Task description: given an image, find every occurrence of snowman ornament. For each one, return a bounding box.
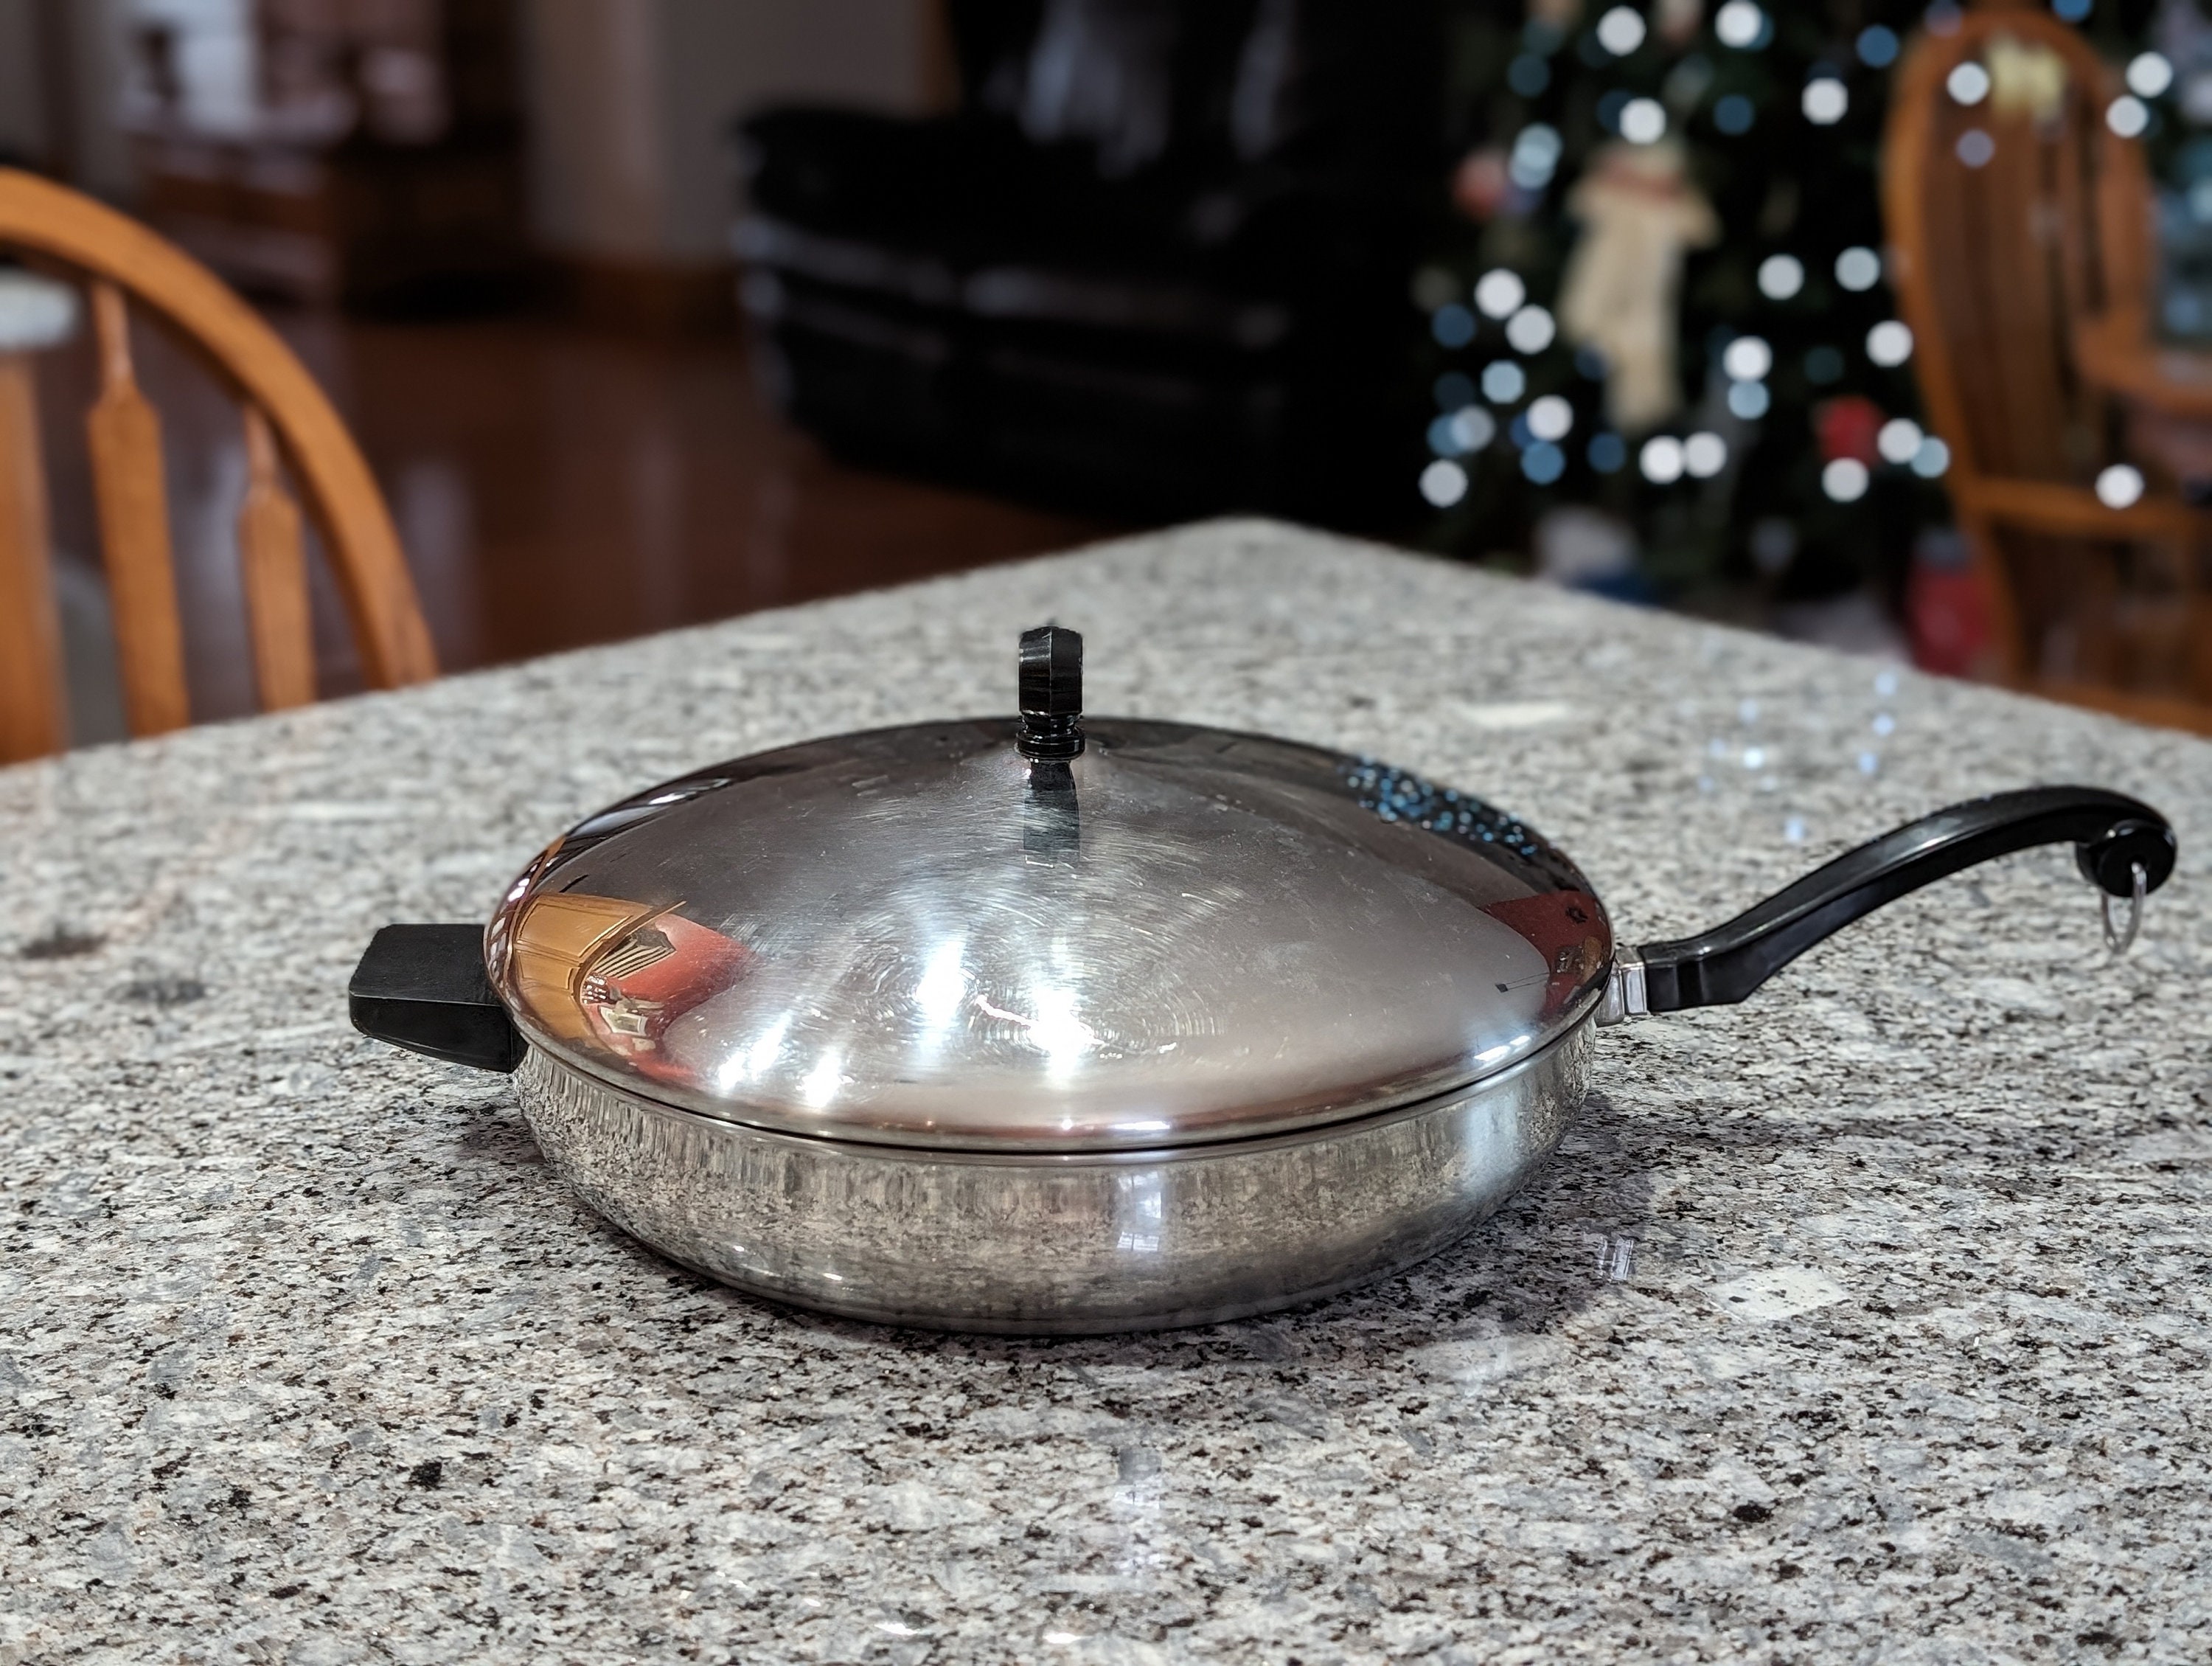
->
[1557,139,1719,434]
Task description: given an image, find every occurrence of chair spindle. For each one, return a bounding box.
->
[86,279,189,737]
[238,404,315,709]
[0,344,65,761]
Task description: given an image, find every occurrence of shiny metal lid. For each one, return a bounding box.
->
[486,629,1610,1152]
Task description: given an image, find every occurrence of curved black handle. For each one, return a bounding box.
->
[349,923,524,1072]
[1638,786,2176,1013]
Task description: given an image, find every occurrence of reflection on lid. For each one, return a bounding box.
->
[1340,759,1585,891]
[972,984,1099,1075]
[913,938,967,1032]
[799,1050,846,1108]
[508,892,753,1085]
[717,1013,793,1092]
[1482,890,1607,1021]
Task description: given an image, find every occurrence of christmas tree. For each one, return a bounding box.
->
[1414,0,2171,633]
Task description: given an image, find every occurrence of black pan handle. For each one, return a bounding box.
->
[349,923,524,1072]
[1634,786,2176,1013]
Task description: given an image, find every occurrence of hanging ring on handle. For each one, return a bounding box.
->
[2101,861,2147,957]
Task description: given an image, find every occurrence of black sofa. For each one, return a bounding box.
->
[733,0,1437,524]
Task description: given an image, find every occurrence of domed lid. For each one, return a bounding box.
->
[486,628,1611,1152]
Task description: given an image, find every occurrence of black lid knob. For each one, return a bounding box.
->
[1016,625,1083,760]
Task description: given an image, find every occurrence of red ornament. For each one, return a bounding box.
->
[1452,147,1510,223]
[1815,395,1884,465]
[1906,536,1994,678]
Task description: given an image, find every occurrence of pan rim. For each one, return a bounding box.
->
[515,1011,1597,1168]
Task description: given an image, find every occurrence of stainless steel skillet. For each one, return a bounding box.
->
[351,628,2176,1333]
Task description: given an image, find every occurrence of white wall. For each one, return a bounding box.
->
[127,0,260,132]
[524,0,669,264]
[9,0,227,192]
[36,0,139,198]
[524,0,939,268]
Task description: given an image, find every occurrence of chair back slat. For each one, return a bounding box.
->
[1889,20,2138,485]
[0,166,436,760]
[0,349,66,761]
[238,405,316,709]
[85,280,189,737]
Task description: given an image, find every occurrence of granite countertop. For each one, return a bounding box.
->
[3,520,2208,1665]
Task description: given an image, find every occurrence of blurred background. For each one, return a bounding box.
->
[4,0,2211,743]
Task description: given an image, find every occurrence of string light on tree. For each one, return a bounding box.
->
[1481,361,1526,403]
[1450,406,1496,454]
[1420,459,1469,507]
[1474,268,1526,319]
[1509,125,1564,191]
[1596,6,1647,56]
[1757,254,1805,299]
[1640,436,1686,483]
[1877,417,1924,464]
[1429,404,1498,457]
[1522,442,1567,484]
[1947,61,1990,105]
[1834,247,1882,291]
[1527,395,1575,442]
[2096,464,2146,509]
[1506,305,1557,354]
[2126,52,2174,98]
[1432,304,1475,347]
[2107,96,2150,139]
[1714,1,1766,49]
[1722,336,1773,382]
[1867,321,1914,367]
[1803,77,1848,125]
[1822,457,1870,501]
[1620,98,1667,144]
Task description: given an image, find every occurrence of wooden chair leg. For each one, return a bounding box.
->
[85,280,188,737]
[238,405,315,710]
[2189,535,2212,707]
[0,349,66,761]
[1958,511,2028,686]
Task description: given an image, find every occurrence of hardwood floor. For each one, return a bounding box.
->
[32,310,1115,742]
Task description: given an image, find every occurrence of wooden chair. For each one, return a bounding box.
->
[1883,1,2212,732]
[0,167,436,763]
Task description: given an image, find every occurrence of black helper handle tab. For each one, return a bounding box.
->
[349,923,524,1072]
[1638,786,2177,1013]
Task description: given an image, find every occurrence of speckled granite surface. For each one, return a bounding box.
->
[3,520,2208,1665]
